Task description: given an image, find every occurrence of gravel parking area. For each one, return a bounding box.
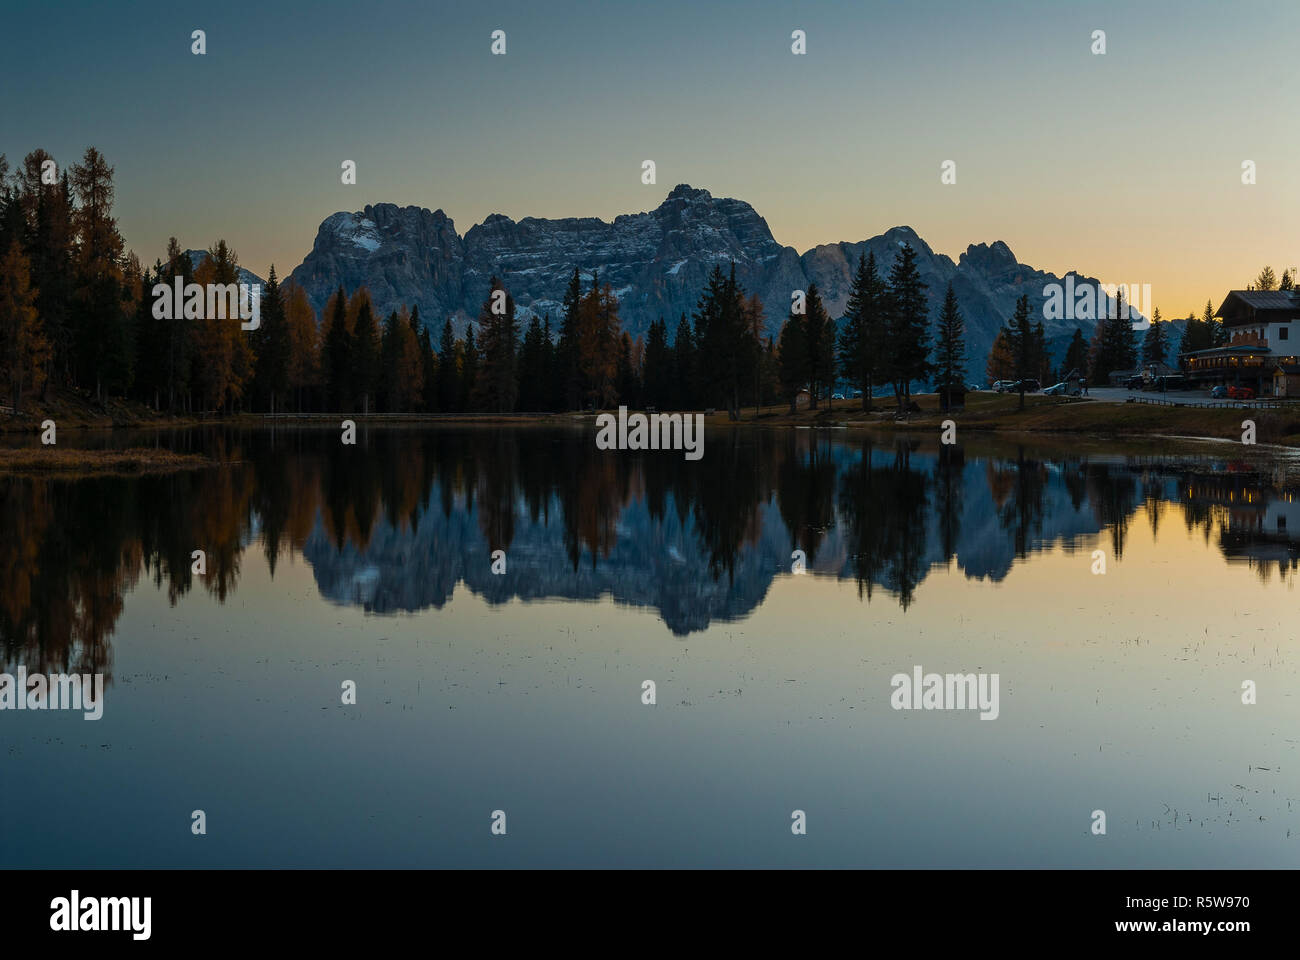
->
[1079,387,1235,406]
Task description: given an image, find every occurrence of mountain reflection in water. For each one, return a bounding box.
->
[2,426,1297,678]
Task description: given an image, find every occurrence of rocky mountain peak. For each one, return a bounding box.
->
[959,240,1018,273]
[877,225,935,257]
[664,183,711,202]
[286,187,1118,370]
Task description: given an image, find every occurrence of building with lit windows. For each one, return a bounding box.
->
[1181,290,1300,395]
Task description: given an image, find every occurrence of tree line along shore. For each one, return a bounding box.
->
[4,146,1296,452]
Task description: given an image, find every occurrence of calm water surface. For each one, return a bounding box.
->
[1,425,1298,867]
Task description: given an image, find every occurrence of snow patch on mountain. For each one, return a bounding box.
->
[324,213,383,254]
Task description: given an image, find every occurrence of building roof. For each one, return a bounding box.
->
[1216,289,1300,318]
[1182,345,1272,358]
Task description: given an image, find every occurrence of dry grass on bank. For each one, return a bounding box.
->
[0,447,212,477]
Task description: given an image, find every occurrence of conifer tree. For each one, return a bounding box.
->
[986,328,1016,384]
[351,294,380,413]
[379,309,403,411]
[616,331,638,408]
[251,265,288,413]
[131,261,164,409]
[692,265,727,410]
[933,282,966,410]
[693,263,751,418]
[1141,308,1167,368]
[1062,328,1089,378]
[576,274,620,409]
[743,293,765,415]
[190,240,242,410]
[438,318,458,411]
[405,304,429,412]
[1006,294,1033,410]
[837,252,887,412]
[642,317,670,409]
[283,279,318,412]
[540,315,555,411]
[70,147,128,402]
[323,285,351,410]
[0,154,16,256]
[1031,319,1050,385]
[778,305,809,413]
[460,325,480,412]
[162,238,194,411]
[556,267,583,409]
[884,243,931,408]
[391,306,422,411]
[671,313,695,409]
[1102,289,1137,382]
[803,282,834,410]
[417,309,437,412]
[1089,289,1138,386]
[474,277,518,413]
[132,261,158,407]
[21,154,74,395]
[760,335,780,407]
[1179,308,1209,355]
[517,314,548,411]
[718,266,751,418]
[1207,299,1226,347]
[0,240,50,414]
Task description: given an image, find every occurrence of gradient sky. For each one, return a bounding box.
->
[3,0,1296,318]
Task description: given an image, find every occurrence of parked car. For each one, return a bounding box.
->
[968,383,985,391]
[1153,375,1187,392]
[992,380,1016,393]
[1016,379,1041,393]
[831,393,845,401]
[1209,385,1229,399]
[1227,385,1255,400]
[1124,374,1146,389]
[1043,382,1068,396]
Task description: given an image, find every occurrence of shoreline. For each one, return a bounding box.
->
[3,392,1298,453]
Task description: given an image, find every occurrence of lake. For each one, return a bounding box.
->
[1,424,1298,867]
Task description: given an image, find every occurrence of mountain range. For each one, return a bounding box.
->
[238,186,1156,371]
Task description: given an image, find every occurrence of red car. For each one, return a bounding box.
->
[1227,385,1255,400]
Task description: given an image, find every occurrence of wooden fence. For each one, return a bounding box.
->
[1126,396,1297,410]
